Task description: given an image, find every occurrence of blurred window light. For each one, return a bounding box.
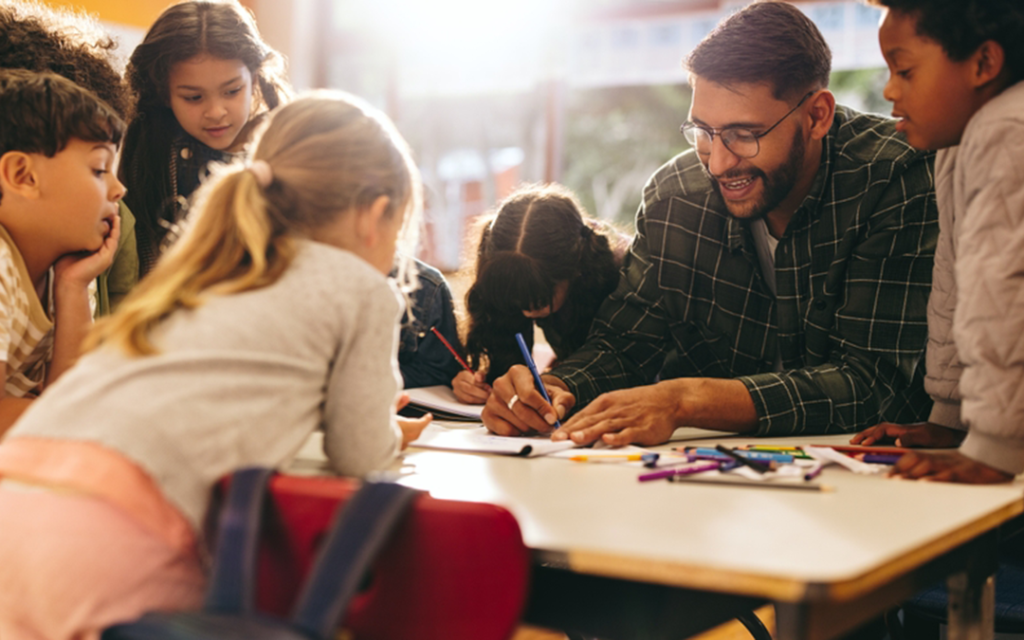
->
[650,24,682,47]
[854,3,882,27]
[810,4,845,30]
[612,26,641,50]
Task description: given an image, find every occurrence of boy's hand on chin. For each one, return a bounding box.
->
[889,450,1014,484]
[54,214,121,289]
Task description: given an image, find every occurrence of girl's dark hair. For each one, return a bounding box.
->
[865,0,1024,83]
[120,0,292,270]
[464,184,622,380]
[0,1,131,119]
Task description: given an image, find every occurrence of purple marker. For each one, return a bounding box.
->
[863,453,903,465]
[638,460,720,482]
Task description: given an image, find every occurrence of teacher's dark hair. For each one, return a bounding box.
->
[686,1,832,100]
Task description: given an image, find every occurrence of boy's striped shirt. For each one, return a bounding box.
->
[0,225,53,398]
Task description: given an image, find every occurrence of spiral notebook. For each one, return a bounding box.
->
[404,385,484,422]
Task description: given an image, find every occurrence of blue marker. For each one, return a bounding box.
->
[515,332,562,429]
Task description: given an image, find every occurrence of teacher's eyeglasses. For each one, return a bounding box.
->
[680,91,814,159]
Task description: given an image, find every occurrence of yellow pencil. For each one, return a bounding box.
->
[570,454,647,462]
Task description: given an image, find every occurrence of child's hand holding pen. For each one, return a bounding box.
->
[452,369,491,404]
[482,364,576,437]
[428,326,492,404]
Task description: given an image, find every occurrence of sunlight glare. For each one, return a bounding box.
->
[346,0,571,95]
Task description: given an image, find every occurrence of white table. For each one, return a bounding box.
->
[290,429,1024,640]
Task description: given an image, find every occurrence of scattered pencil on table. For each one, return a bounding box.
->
[681,447,795,464]
[571,453,660,464]
[857,453,904,465]
[669,476,834,492]
[714,444,775,473]
[804,463,825,481]
[810,444,909,455]
[638,460,720,482]
[429,326,473,373]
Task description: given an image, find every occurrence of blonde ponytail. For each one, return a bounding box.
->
[88,167,295,355]
[87,91,421,357]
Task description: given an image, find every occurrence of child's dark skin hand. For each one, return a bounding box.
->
[889,451,1014,483]
[851,421,965,448]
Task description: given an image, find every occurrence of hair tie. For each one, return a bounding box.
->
[580,224,593,239]
[248,160,273,188]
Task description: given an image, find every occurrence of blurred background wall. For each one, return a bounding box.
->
[43,0,891,271]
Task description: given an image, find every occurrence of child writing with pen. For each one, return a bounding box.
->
[852,0,1024,483]
[454,184,628,404]
[0,92,431,637]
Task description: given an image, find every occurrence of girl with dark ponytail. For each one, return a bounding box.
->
[455,184,628,403]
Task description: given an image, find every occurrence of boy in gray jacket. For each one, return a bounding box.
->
[854,0,1024,482]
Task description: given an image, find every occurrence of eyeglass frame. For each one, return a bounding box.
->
[680,90,816,159]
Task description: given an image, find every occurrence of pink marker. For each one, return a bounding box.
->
[638,460,720,482]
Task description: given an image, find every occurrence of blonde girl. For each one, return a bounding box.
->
[0,92,429,639]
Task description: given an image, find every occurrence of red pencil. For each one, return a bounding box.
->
[429,326,473,373]
[810,444,910,455]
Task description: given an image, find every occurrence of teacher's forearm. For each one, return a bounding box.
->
[673,377,759,434]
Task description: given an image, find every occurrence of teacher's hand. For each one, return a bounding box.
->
[552,381,682,447]
[482,365,575,436]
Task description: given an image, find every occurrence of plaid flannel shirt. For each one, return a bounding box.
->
[551,107,938,436]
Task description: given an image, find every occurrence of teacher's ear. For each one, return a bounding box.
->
[805,89,836,142]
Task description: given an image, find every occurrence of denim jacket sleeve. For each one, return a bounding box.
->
[397,261,465,389]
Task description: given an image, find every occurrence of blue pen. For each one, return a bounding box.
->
[514,332,562,429]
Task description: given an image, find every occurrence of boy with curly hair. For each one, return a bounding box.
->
[0,70,124,434]
[0,0,137,312]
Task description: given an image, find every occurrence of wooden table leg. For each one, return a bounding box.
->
[946,570,995,640]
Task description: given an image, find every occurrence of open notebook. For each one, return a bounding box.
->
[410,424,577,457]
[404,385,483,422]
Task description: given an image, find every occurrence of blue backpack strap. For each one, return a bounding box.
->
[290,481,419,639]
[204,467,275,614]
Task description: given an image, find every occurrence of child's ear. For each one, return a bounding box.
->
[0,152,40,200]
[972,40,1007,88]
[355,195,392,247]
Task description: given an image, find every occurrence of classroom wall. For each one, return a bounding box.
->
[36,0,307,89]
[37,0,256,28]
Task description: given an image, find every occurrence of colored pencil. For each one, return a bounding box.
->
[570,453,659,463]
[430,326,473,373]
[715,445,774,473]
[669,476,833,492]
[812,444,910,455]
[638,460,720,482]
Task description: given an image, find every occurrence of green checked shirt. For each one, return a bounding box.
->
[551,106,938,436]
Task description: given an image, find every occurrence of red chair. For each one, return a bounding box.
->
[250,474,530,640]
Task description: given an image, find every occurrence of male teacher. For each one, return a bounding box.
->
[482,0,938,446]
